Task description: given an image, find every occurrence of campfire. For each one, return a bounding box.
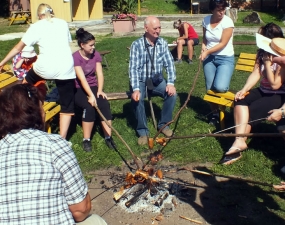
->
[113,166,181,216]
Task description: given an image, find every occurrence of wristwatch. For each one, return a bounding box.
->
[281,108,285,119]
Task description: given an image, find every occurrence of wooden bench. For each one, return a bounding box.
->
[98,51,111,69]
[203,52,256,129]
[9,10,31,26]
[0,68,61,134]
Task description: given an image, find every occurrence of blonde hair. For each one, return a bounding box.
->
[173,19,182,29]
[37,3,54,20]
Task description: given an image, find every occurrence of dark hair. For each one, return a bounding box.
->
[0,84,44,138]
[75,28,95,47]
[209,0,228,11]
[256,23,284,65]
[173,19,182,29]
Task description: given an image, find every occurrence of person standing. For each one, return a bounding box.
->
[0,3,75,140]
[73,28,116,152]
[173,19,199,64]
[200,0,235,126]
[129,16,177,146]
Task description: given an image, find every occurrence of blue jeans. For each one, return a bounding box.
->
[131,79,177,137]
[203,55,235,92]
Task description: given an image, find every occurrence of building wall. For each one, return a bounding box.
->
[30,0,103,23]
[30,0,72,22]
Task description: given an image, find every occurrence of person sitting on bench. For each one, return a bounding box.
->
[73,28,116,152]
[172,19,199,64]
[220,23,285,165]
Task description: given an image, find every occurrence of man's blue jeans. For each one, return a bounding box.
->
[203,55,235,92]
[131,79,177,137]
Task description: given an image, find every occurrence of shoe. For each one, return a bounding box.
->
[161,128,173,137]
[209,114,219,126]
[83,140,92,152]
[105,137,116,149]
[138,136,148,146]
[219,152,242,165]
[187,59,193,64]
[226,146,247,155]
[281,165,285,174]
[174,59,182,64]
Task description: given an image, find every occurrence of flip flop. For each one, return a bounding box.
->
[226,146,247,155]
[219,152,242,165]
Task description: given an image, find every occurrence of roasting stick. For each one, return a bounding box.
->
[179,215,202,224]
[93,104,144,170]
[190,169,273,187]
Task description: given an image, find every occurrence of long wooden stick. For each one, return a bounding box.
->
[179,215,202,224]
[153,60,202,140]
[190,169,273,187]
[94,104,144,170]
[167,133,285,139]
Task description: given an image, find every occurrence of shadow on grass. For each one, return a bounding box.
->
[176,166,285,225]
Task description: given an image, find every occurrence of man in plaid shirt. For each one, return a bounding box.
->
[129,16,177,146]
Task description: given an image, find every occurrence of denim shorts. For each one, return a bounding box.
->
[203,54,235,92]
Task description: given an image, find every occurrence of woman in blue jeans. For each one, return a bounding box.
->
[200,0,235,125]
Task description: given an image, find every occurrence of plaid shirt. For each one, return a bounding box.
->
[129,36,176,91]
[0,129,88,225]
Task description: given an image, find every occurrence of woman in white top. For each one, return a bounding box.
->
[0,3,75,139]
[199,0,235,126]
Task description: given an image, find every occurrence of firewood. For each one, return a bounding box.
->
[179,215,202,224]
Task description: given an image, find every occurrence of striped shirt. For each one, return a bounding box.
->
[129,36,176,91]
[0,129,88,225]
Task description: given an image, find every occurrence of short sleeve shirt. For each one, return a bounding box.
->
[202,15,234,56]
[73,50,101,88]
[21,18,75,80]
[0,129,88,225]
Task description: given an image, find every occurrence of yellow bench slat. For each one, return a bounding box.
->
[0,76,18,88]
[45,105,61,122]
[207,90,235,100]
[235,64,255,72]
[236,58,256,66]
[203,95,234,107]
[43,102,57,111]
[239,53,256,60]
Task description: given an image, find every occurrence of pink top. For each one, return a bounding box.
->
[73,50,102,88]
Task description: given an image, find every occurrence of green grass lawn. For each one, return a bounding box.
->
[1,29,285,223]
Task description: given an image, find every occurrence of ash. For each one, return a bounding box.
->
[116,182,178,213]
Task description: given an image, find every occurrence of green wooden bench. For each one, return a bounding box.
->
[203,52,256,129]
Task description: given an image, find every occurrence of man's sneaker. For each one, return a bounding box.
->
[105,137,117,149]
[188,59,193,64]
[83,140,92,152]
[209,114,220,126]
[138,136,148,146]
[161,128,173,137]
[174,59,182,64]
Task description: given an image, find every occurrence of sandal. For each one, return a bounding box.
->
[219,152,242,165]
[226,146,247,155]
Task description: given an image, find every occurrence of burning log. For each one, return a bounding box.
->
[125,186,148,208]
[154,192,169,207]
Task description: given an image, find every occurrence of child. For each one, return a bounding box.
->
[12,46,37,80]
